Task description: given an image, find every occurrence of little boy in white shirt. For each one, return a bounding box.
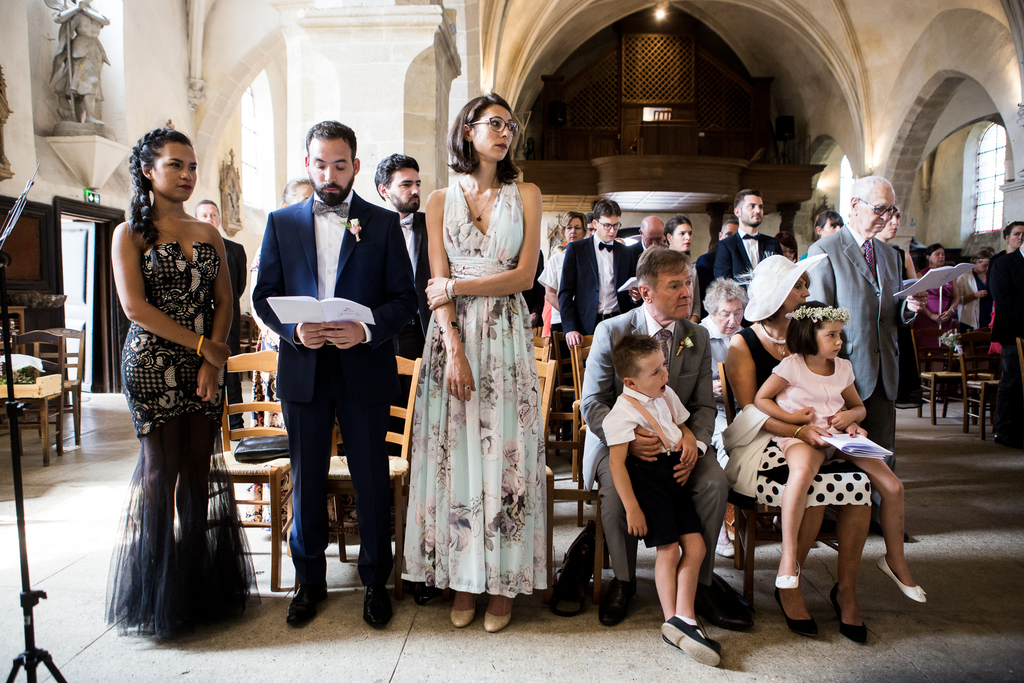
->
[606,334,720,667]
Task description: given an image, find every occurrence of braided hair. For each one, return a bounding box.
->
[128,127,194,249]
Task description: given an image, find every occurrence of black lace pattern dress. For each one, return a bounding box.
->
[107,241,256,638]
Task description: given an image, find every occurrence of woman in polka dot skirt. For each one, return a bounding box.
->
[755,303,925,616]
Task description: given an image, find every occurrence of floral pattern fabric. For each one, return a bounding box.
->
[403,182,547,597]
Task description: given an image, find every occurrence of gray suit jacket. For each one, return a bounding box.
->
[580,306,717,489]
[807,226,913,401]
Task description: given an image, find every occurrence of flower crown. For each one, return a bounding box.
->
[789,305,850,323]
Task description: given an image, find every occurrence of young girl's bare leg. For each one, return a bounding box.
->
[778,443,826,580]
[655,544,681,621]
[851,457,918,588]
[778,504,825,620]
[674,533,705,620]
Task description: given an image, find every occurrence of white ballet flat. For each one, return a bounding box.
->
[877,556,926,603]
[775,562,800,589]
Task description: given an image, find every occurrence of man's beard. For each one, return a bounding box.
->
[393,195,420,214]
[309,173,354,206]
[743,214,763,229]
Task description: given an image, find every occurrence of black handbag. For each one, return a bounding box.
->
[550,520,596,617]
[232,434,290,464]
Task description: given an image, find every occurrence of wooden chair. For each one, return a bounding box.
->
[221,350,294,592]
[569,335,595,399]
[533,335,552,363]
[959,330,1000,439]
[720,362,841,608]
[541,358,605,605]
[567,338,595,517]
[326,356,421,600]
[912,328,960,424]
[38,327,86,446]
[11,330,66,465]
[238,314,258,354]
[546,331,578,459]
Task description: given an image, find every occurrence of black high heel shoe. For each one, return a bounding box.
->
[830,583,867,643]
[774,588,817,637]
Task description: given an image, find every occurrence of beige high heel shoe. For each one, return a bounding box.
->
[483,609,511,633]
[451,604,476,628]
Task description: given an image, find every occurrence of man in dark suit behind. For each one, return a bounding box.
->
[253,122,417,628]
[713,189,779,283]
[989,236,1024,449]
[695,216,738,303]
[560,198,639,347]
[195,199,247,429]
[375,154,430,359]
[627,215,666,262]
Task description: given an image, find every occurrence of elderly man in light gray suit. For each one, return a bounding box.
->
[581,248,750,631]
[807,176,924,474]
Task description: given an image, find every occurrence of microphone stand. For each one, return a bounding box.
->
[1,167,68,683]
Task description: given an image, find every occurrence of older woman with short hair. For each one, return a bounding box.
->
[701,278,747,451]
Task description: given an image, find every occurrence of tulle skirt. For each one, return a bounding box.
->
[106,412,257,638]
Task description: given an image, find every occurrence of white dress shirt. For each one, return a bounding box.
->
[311,189,371,343]
[593,238,619,314]
[538,249,565,325]
[400,213,417,280]
[603,385,689,450]
[741,231,760,268]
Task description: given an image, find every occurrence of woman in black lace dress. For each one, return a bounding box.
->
[107,128,256,638]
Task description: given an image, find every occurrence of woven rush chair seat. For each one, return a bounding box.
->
[222,450,291,477]
[328,455,410,479]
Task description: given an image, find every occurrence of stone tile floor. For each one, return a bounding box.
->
[1,394,1022,682]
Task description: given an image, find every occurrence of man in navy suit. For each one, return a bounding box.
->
[695,216,738,303]
[253,122,417,627]
[713,189,779,283]
[559,198,639,347]
[989,234,1024,448]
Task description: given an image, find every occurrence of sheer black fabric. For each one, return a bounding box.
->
[106,413,257,638]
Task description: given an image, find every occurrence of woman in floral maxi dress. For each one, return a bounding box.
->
[404,94,546,633]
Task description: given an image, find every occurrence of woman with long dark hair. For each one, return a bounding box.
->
[106,128,256,638]
[404,94,546,633]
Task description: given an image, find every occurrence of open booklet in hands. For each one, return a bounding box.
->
[821,434,893,459]
[267,296,375,325]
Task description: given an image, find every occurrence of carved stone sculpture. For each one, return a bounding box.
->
[0,65,12,181]
[220,150,243,236]
[48,0,112,137]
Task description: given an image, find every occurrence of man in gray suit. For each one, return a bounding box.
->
[807,176,924,470]
[581,248,750,630]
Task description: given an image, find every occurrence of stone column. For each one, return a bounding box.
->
[776,202,800,233]
[274,1,461,202]
[705,202,728,248]
[1000,178,1024,226]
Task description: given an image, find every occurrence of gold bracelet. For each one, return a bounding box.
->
[793,425,805,440]
[196,335,205,357]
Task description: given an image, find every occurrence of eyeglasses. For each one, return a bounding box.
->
[597,221,621,230]
[469,117,520,136]
[854,197,898,218]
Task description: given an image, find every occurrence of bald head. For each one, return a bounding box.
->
[640,216,666,249]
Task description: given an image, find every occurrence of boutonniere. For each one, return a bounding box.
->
[344,218,362,242]
[676,327,696,356]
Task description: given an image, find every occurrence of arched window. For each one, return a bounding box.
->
[974,123,1005,233]
[839,155,854,223]
[240,70,275,213]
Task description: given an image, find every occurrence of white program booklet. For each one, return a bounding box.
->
[617,276,638,292]
[822,434,893,459]
[895,263,974,298]
[267,296,375,325]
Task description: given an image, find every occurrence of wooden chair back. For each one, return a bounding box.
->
[35,327,85,385]
[13,330,65,378]
[389,356,423,458]
[911,328,953,372]
[958,329,999,380]
[718,361,736,425]
[551,331,575,394]
[222,350,287,445]
[533,335,552,363]
[535,358,558,430]
[10,330,67,465]
[570,335,595,399]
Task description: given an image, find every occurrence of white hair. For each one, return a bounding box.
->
[850,176,893,206]
[705,278,747,315]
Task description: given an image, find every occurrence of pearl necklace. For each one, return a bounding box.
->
[756,322,788,356]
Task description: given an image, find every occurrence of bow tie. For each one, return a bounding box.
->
[400,215,415,229]
[598,241,614,251]
[742,233,759,240]
[313,200,349,219]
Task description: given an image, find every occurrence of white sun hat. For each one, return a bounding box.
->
[743,253,829,322]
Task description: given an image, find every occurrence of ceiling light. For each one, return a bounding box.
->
[655,9,666,19]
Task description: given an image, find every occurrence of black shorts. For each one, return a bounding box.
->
[626,450,702,548]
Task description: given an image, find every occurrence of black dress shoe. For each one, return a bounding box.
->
[411,581,444,606]
[363,584,393,627]
[774,588,817,637]
[830,584,867,643]
[287,582,328,625]
[695,581,753,631]
[599,578,635,626]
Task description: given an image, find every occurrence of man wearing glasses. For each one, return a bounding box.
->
[559,198,639,347]
[807,176,925,478]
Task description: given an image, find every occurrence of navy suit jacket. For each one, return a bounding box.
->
[695,250,715,303]
[989,248,1024,344]
[409,212,431,336]
[252,193,417,404]
[713,232,779,281]
[559,235,637,336]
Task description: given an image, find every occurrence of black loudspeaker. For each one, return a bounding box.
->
[776,116,795,141]
[549,101,567,127]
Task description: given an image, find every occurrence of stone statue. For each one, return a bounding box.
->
[0,65,12,181]
[220,150,243,236]
[48,0,110,126]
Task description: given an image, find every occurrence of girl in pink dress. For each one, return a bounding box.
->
[755,303,925,603]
